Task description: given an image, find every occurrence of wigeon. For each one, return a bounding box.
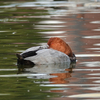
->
[16,37,76,66]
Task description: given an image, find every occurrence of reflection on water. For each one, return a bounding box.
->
[0,0,100,100]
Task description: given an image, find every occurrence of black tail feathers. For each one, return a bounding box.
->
[16,54,23,60]
[16,53,35,68]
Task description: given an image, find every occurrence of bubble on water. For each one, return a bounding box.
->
[12,32,16,34]
[27,90,30,92]
[3,57,7,59]
[15,45,18,47]
[47,95,50,97]
[40,89,42,91]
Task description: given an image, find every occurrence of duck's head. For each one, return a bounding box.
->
[47,37,73,57]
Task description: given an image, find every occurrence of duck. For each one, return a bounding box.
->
[16,37,76,66]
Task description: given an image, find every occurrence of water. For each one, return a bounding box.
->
[0,0,100,100]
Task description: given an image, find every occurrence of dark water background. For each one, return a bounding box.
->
[0,0,100,100]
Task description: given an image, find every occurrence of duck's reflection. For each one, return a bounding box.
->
[49,72,71,84]
[17,62,76,92]
[17,62,75,74]
[49,63,75,93]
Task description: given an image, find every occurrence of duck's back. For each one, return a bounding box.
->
[24,48,70,65]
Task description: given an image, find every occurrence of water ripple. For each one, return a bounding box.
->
[82,35,100,39]
[68,93,100,98]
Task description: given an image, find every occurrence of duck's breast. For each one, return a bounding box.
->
[24,49,70,65]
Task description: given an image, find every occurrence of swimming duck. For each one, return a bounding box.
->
[16,37,76,66]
